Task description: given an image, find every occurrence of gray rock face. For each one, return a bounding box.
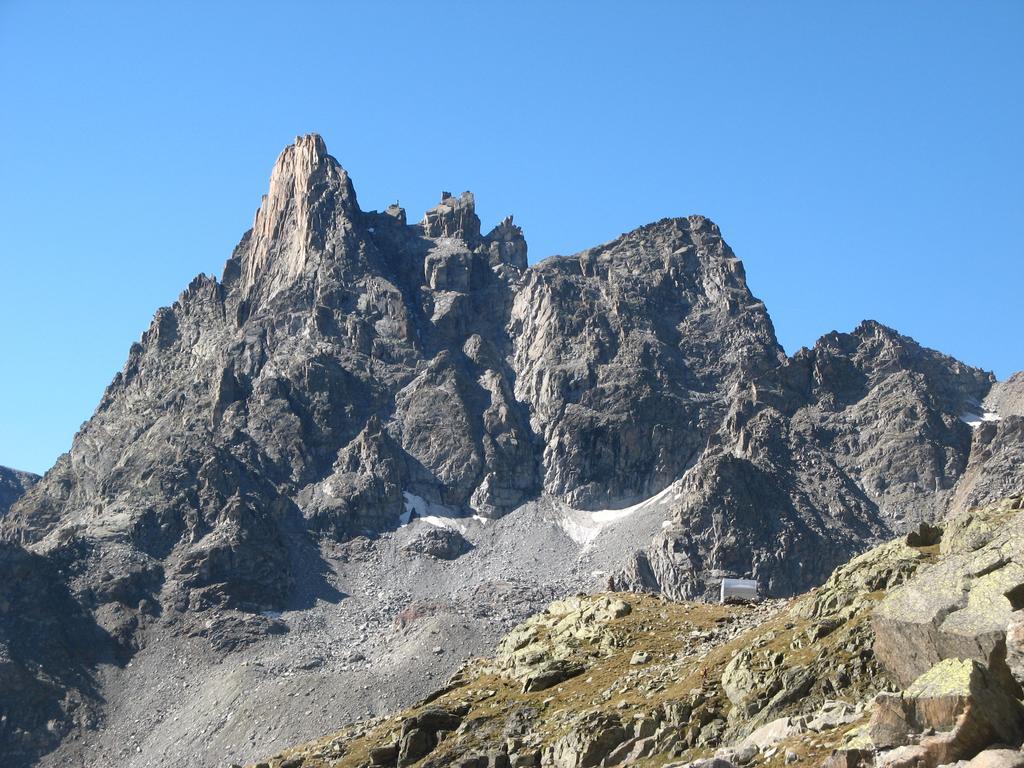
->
[0,134,1020,766]
[0,540,113,767]
[0,466,38,516]
[510,216,784,509]
[611,321,997,599]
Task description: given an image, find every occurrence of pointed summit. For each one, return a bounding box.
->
[240,134,361,295]
[421,191,481,242]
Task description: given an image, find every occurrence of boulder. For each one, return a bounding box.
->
[521,660,585,693]
[867,658,1024,764]
[403,526,471,560]
[873,501,1024,690]
[739,717,804,750]
[547,712,626,767]
[663,758,737,768]
[966,750,1024,768]
[398,726,436,766]
[369,742,399,766]
[806,701,860,732]
[820,750,874,768]
[906,521,943,548]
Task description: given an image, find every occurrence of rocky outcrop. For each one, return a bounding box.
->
[873,496,1024,690]
[951,417,1024,512]
[867,658,1023,764]
[402,527,470,560]
[0,466,38,516]
[984,373,1024,419]
[509,216,784,510]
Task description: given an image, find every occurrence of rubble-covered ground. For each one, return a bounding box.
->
[249,496,1024,768]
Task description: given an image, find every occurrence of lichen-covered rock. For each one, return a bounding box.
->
[873,498,1024,689]
[546,712,626,768]
[867,658,1024,764]
[796,539,930,624]
[493,595,632,683]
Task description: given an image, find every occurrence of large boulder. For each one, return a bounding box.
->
[873,498,1024,690]
[402,526,471,560]
[867,658,1023,767]
[546,712,626,768]
[493,595,631,685]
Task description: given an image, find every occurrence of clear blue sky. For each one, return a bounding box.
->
[1,2,1021,475]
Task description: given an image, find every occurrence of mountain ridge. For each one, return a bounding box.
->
[0,134,1019,768]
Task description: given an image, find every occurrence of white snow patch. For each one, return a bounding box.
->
[589,485,675,524]
[557,484,680,546]
[558,514,601,546]
[959,411,1002,428]
[400,492,473,533]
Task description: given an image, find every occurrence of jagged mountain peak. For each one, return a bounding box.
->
[3,135,1020,768]
[239,133,360,296]
[421,190,480,242]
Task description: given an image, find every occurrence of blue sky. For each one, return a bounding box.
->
[1,2,1021,475]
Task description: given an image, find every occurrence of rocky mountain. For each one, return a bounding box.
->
[612,320,996,599]
[0,134,1020,767]
[0,465,38,515]
[250,496,1024,768]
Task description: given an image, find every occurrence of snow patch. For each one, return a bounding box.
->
[959,410,1002,428]
[557,484,680,546]
[401,492,470,533]
[558,514,601,546]
[590,485,675,524]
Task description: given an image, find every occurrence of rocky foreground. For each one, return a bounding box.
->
[249,496,1024,768]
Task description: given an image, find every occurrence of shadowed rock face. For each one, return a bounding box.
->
[0,541,114,767]
[0,134,1020,766]
[0,466,38,516]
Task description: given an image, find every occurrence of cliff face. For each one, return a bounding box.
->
[1,135,1019,768]
[0,466,38,516]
